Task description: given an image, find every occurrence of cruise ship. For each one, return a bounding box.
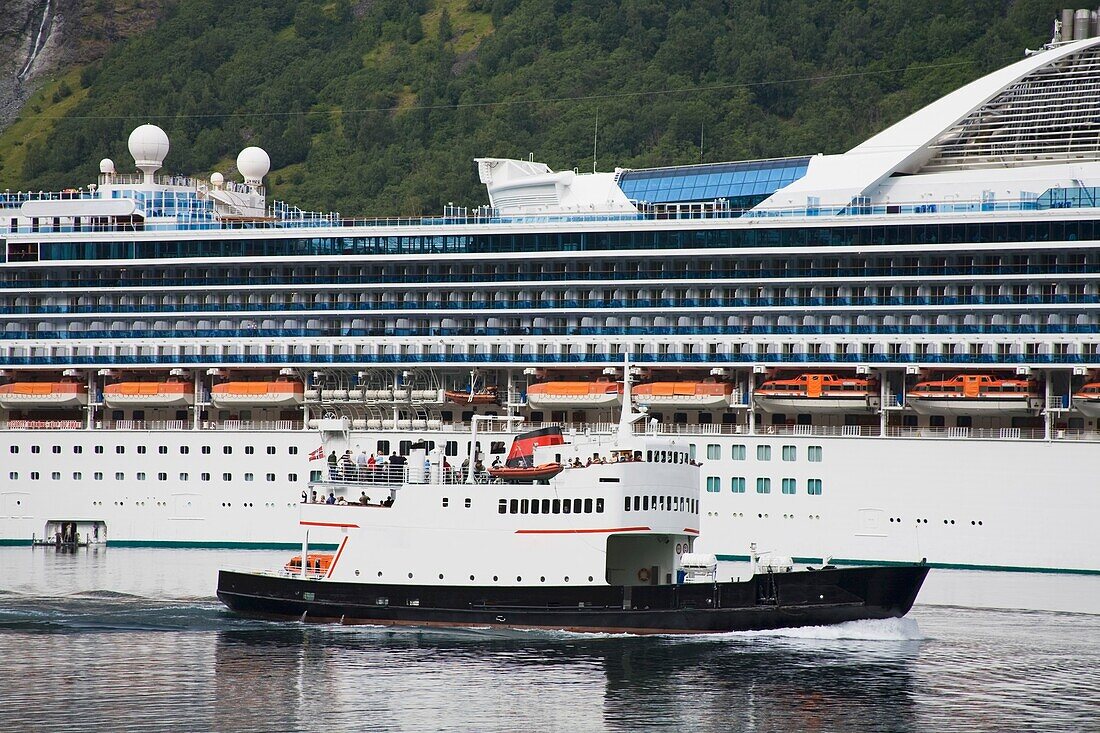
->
[3,22,1100,577]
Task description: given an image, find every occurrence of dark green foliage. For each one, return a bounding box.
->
[7,0,1052,215]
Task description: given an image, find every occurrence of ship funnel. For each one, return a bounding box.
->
[1074,8,1092,39]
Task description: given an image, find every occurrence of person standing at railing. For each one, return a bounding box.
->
[388,452,405,483]
[355,447,368,481]
[327,451,338,481]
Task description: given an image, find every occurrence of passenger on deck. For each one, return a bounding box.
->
[340,450,355,480]
[359,492,370,506]
[327,451,338,479]
[389,452,405,482]
[355,448,369,480]
[310,489,318,503]
[381,496,394,507]
[326,492,336,505]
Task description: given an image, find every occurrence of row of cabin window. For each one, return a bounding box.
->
[705,476,822,495]
[623,495,698,513]
[645,449,690,463]
[707,444,823,462]
[9,444,299,456]
[497,498,604,515]
[7,471,296,482]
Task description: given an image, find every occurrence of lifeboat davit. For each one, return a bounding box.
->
[211,379,304,408]
[526,379,622,410]
[906,374,1039,416]
[632,381,735,410]
[754,373,877,414]
[1072,382,1100,417]
[284,553,334,575]
[0,382,87,409]
[103,380,194,408]
[444,387,499,405]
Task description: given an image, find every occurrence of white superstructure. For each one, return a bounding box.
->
[3,29,1100,577]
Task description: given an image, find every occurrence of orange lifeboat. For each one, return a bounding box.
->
[526,379,622,410]
[0,381,87,409]
[211,378,304,407]
[1072,382,1100,418]
[444,386,499,405]
[906,374,1038,416]
[632,381,735,410]
[103,380,193,408]
[754,374,877,414]
[488,463,564,482]
[284,553,334,575]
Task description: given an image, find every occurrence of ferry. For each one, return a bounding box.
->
[217,415,928,633]
[4,20,1100,579]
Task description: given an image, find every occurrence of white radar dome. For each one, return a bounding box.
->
[236,146,270,184]
[210,171,224,187]
[128,124,170,171]
[99,158,115,174]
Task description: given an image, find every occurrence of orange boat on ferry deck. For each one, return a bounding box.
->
[754,373,878,414]
[906,374,1039,416]
[526,379,623,410]
[284,553,335,575]
[0,381,87,409]
[632,381,735,410]
[444,387,499,404]
[1072,382,1100,418]
[103,380,194,408]
[211,379,304,408]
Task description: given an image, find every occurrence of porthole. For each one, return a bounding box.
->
[588,576,594,582]
[493,576,498,581]
[407,573,413,579]
[355,570,360,576]
[377,571,383,577]
[540,576,545,582]
[564,576,570,582]
[438,574,444,580]
[978,521,983,526]
[470,575,475,581]
[516,576,522,582]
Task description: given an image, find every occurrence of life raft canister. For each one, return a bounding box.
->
[637,567,650,583]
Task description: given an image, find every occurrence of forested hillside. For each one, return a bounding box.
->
[0,0,1053,216]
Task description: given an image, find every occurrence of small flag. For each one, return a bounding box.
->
[308,445,325,461]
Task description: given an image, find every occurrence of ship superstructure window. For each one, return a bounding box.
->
[30,472,39,480]
[202,446,210,454]
[158,472,167,481]
[757,445,771,461]
[201,473,211,481]
[223,446,232,455]
[757,478,771,494]
[51,446,60,454]
[51,472,60,480]
[8,447,16,454]
[731,445,747,460]
[137,446,146,454]
[266,447,276,455]
[180,473,189,481]
[115,446,124,454]
[782,478,796,495]
[706,444,721,460]
[115,472,123,480]
[244,473,254,482]
[137,472,146,480]
[245,446,254,455]
[289,447,298,455]
[266,473,275,482]
[782,446,796,461]
[731,477,746,493]
[706,476,721,492]
[31,446,40,454]
[377,440,390,454]
[158,446,168,455]
[223,473,232,481]
[180,446,189,454]
[94,472,102,481]
[94,445,103,454]
[7,472,16,480]
[445,441,458,456]
[808,479,822,495]
[808,446,822,462]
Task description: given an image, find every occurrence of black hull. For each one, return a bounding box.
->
[217,565,928,634]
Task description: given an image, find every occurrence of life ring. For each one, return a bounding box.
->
[637,568,650,583]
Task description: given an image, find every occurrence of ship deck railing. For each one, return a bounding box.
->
[4,189,1100,235]
[2,418,1099,443]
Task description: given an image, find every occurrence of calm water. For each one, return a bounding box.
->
[0,548,1097,733]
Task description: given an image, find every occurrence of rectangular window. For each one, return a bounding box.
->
[245,446,254,455]
[51,446,61,454]
[222,473,232,481]
[562,499,571,514]
[541,499,551,514]
[266,446,276,455]
[31,446,40,454]
[731,444,746,460]
[9,446,17,454]
[137,472,146,481]
[137,446,146,454]
[585,498,594,513]
[116,446,125,454]
[202,473,211,481]
[180,473,189,481]
[377,440,390,454]
[498,499,507,514]
[705,476,721,492]
[706,444,721,460]
[552,499,561,514]
[445,441,458,456]
[731,477,746,493]
[73,446,83,454]
[223,446,233,455]
[757,445,771,461]
[573,499,582,514]
[201,446,211,455]
[288,473,298,482]
[180,446,190,454]
[266,473,276,482]
[289,446,299,455]
[509,499,518,514]
[782,445,796,461]
[807,478,822,495]
[94,472,103,481]
[95,445,103,454]
[595,498,604,513]
[244,473,254,482]
[30,472,40,480]
[808,446,823,462]
[158,446,168,455]
[7,472,15,480]
[158,472,167,481]
[624,497,632,511]
[782,478,796,494]
[115,472,124,480]
[756,477,771,494]
[51,471,61,480]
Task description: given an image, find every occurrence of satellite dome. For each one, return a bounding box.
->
[236,146,270,184]
[210,171,224,188]
[128,124,170,170]
[99,158,115,174]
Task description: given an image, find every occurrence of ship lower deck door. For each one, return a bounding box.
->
[650,565,659,586]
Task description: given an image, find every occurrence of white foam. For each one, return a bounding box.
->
[734,617,924,641]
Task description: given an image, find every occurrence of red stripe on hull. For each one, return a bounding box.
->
[300,521,360,528]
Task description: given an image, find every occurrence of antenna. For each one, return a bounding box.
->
[592,107,599,173]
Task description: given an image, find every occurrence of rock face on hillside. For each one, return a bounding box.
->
[0,0,165,128]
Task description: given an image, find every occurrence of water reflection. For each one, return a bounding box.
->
[211,626,921,732]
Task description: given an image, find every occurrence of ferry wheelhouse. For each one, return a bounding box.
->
[3,24,1100,580]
